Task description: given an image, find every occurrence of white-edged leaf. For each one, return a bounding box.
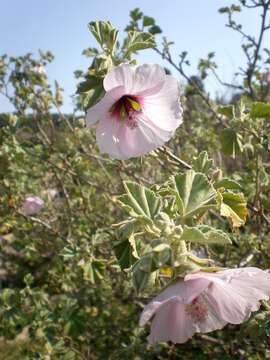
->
[181,225,231,245]
[118,181,161,223]
[171,170,217,218]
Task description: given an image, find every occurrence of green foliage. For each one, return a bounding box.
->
[118,181,161,223]
[114,235,139,270]
[1,3,270,359]
[219,128,243,158]
[181,225,231,245]
[219,192,247,228]
[125,31,156,54]
[250,102,270,119]
[170,170,217,218]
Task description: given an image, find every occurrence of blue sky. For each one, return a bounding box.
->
[1,0,269,113]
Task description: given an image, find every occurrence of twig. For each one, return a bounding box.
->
[158,146,192,170]
[16,210,67,241]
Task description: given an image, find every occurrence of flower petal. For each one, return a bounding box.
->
[187,268,270,312]
[86,86,125,128]
[95,115,123,159]
[192,292,227,334]
[139,278,209,326]
[115,113,170,159]
[143,75,183,131]
[147,297,196,344]
[103,64,166,95]
[223,267,270,311]
[205,280,252,324]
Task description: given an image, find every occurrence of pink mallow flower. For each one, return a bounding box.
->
[86,64,182,160]
[23,196,44,216]
[42,251,52,258]
[140,267,270,344]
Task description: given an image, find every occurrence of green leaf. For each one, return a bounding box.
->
[82,47,99,57]
[88,21,105,46]
[214,178,242,190]
[220,192,247,228]
[250,102,270,119]
[149,25,162,35]
[114,234,139,270]
[77,76,102,94]
[132,244,172,292]
[133,254,153,293]
[219,7,230,14]
[84,82,105,110]
[60,245,77,258]
[88,21,119,52]
[143,16,155,27]
[171,170,217,218]
[118,181,161,222]
[218,105,234,119]
[181,225,231,245]
[220,129,243,158]
[198,225,232,244]
[126,31,156,53]
[114,220,136,239]
[92,233,110,246]
[130,8,143,21]
[81,260,105,284]
[152,243,173,268]
[192,151,214,175]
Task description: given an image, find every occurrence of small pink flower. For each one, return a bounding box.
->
[34,271,41,280]
[86,64,182,160]
[140,267,270,344]
[17,251,24,260]
[42,251,51,258]
[23,196,44,216]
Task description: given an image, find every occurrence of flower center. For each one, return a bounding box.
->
[109,95,142,129]
[185,295,208,322]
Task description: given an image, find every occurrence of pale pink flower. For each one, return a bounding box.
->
[86,64,182,160]
[23,196,44,216]
[140,267,270,344]
[17,251,24,260]
[42,251,52,258]
[34,271,41,280]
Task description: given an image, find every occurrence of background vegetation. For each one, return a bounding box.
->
[1,1,270,358]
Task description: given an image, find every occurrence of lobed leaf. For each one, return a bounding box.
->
[125,31,156,53]
[219,192,247,228]
[181,225,231,245]
[220,128,243,158]
[171,170,217,218]
[118,181,161,223]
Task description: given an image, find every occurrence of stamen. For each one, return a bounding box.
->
[109,95,142,129]
[185,295,208,322]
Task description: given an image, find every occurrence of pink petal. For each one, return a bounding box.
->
[187,268,270,312]
[222,267,270,311]
[23,196,44,216]
[103,64,166,96]
[205,281,252,324]
[192,292,227,333]
[147,297,196,344]
[140,278,209,326]
[116,112,178,159]
[95,115,123,159]
[86,86,125,128]
[143,75,183,131]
